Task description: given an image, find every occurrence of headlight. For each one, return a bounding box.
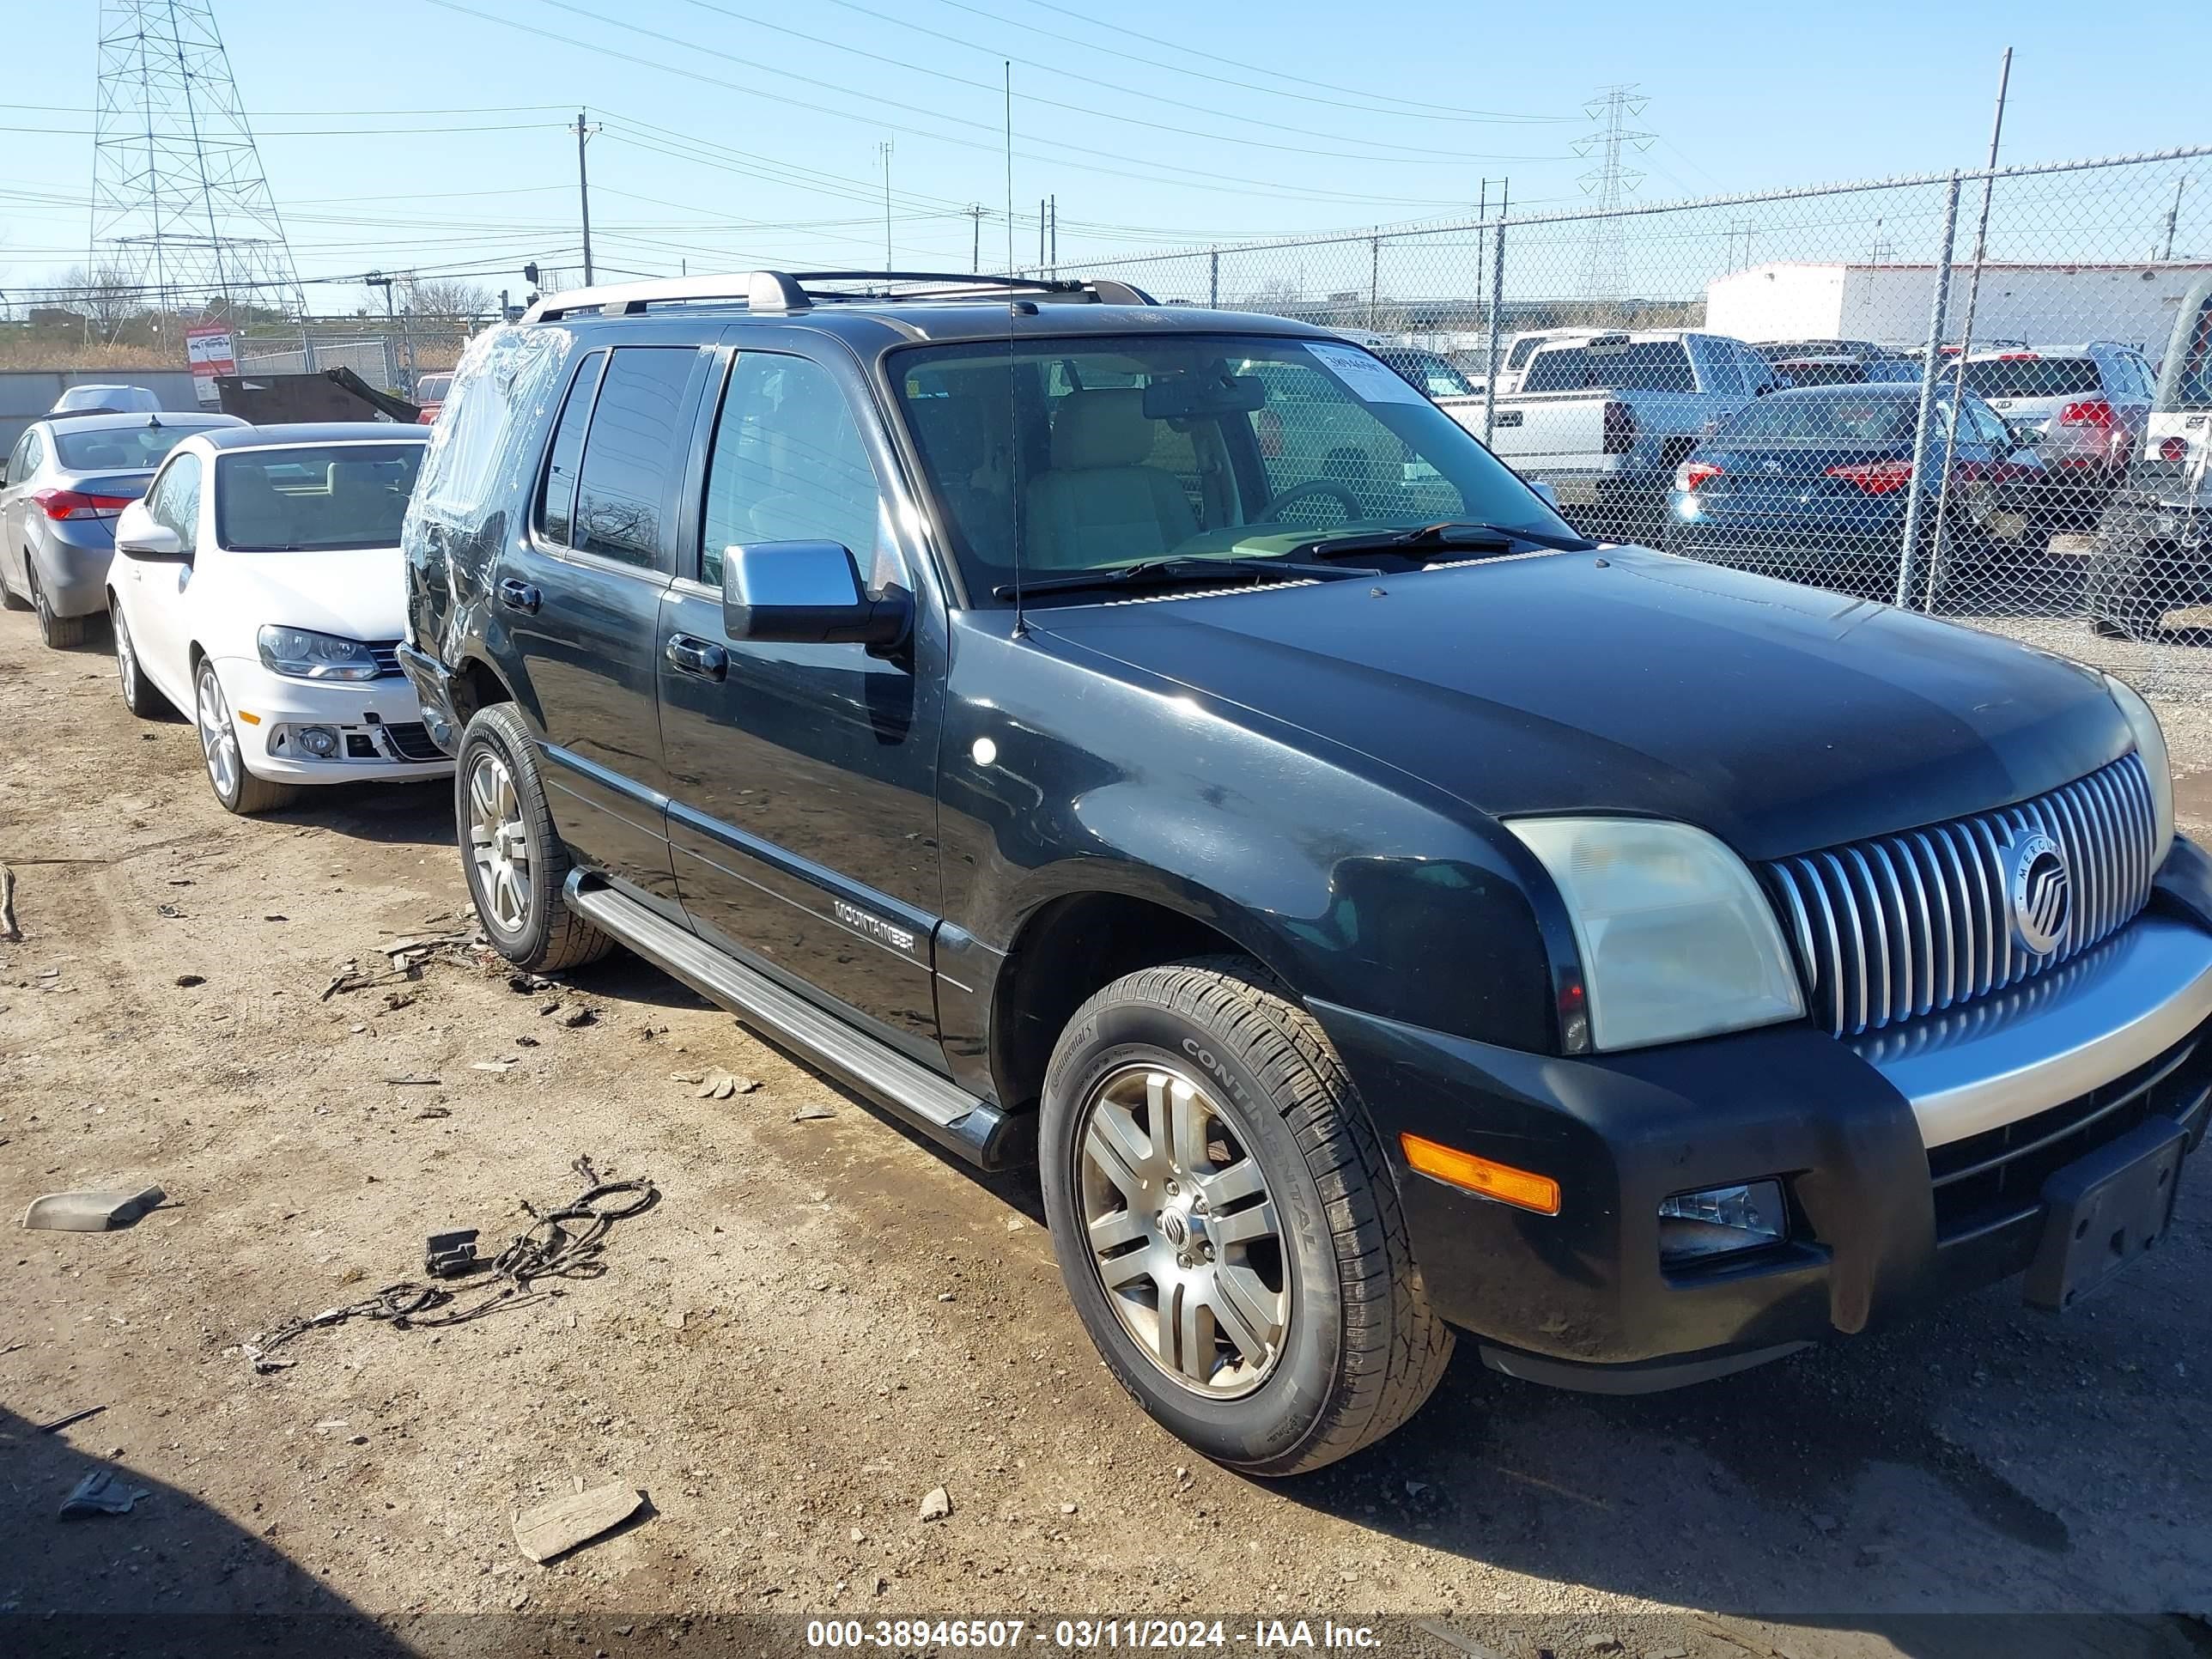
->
[258,625,379,682]
[1508,817,1805,1052]
[2104,673,2174,868]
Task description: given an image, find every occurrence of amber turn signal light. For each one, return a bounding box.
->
[1400,1133,1560,1216]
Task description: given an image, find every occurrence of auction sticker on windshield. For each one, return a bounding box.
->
[1307,343,1427,406]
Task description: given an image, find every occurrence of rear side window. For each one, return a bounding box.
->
[537,349,605,549]
[20,430,46,477]
[1506,336,1547,369]
[701,353,888,590]
[571,347,697,568]
[2179,301,2212,408]
[1524,341,1695,394]
[1960,356,2101,399]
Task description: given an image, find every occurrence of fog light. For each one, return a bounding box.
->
[298,725,340,759]
[1658,1179,1785,1266]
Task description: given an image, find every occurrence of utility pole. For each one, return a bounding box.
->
[2163,175,2189,261]
[573,109,599,286]
[1039,198,1047,270]
[969,204,986,272]
[1049,194,1057,277]
[879,141,895,272]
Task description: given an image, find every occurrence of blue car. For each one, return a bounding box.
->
[1662,383,2050,593]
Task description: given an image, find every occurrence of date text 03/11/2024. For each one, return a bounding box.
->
[804,1619,1384,1650]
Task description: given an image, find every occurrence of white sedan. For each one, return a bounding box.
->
[107,422,453,814]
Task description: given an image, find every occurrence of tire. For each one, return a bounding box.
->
[0,550,29,611]
[111,597,172,719]
[194,656,298,816]
[1039,956,1453,1477]
[31,569,86,648]
[454,702,612,974]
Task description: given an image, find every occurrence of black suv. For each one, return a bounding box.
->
[400,270,2212,1476]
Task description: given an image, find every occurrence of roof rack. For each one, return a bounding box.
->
[523,269,1158,323]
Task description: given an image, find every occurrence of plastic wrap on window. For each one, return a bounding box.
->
[401,323,574,659]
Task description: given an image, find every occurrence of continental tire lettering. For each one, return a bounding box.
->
[1181,1035,1253,1107]
[833,899,916,954]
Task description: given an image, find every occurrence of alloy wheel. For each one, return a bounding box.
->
[195,662,241,801]
[114,610,139,702]
[1076,1060,1290,1399]
[466,750,532,933]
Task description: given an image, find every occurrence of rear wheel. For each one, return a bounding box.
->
[111,599,171,718]
[195,657,297,815]
[1039,957,1453,1477]
[31,570,86,647]
[455,702,611,973]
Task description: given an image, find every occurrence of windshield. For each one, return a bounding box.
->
[53,422,212,471]
[215,443,425,551]
[1376,349,1476,398]
[890,334,1573,604]
[416,374,453,401]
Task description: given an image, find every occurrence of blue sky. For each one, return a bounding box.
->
[3,0,2207,310]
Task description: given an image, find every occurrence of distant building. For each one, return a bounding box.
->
[1705,260,2212,355]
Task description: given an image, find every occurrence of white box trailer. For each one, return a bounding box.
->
[1705,261,2212,358]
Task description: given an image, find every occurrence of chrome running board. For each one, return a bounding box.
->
[562,876,1023,1169]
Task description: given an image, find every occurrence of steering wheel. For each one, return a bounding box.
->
[1260,477,1365,521]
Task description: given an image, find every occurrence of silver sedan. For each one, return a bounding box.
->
[0,408,245,647]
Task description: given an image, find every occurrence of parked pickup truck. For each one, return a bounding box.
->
[1474,330,1786,541]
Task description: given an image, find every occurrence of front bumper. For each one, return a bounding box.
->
[210,657,453,783]
[1311,846,2212,1389]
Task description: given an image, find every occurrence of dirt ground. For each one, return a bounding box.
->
[3,610,2211,1659]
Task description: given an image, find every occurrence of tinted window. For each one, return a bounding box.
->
[1960,356,2102,399]
[148,453,202,552]
[1506,336,1548,369]
[2179,302,2212,408]
[21,431,46,477]
[538,349,605,548]
[701,354,888,589]
[1698,340,1746,396]
[54,423,205,471]
[216,443,424,551]
[1524,341,1695,394]
[1719,391,1923,444]
[573,348,694,568]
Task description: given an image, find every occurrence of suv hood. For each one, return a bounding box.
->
[229,544,410,642]
[1036,545,2132,862]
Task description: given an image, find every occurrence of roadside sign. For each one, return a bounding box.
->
[184,324,237,406]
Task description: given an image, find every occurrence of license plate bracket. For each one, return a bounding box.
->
[2023,1118,2188,1311]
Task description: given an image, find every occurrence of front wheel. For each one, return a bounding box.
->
[454,702,611,974]
[1039,957,1453,1477]
[195,658,297,815]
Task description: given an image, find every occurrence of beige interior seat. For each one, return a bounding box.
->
[1025,389,1197,569]
[222,462,292,548]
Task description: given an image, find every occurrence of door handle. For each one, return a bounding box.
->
[498,578,541,613]
[665,634,727,681]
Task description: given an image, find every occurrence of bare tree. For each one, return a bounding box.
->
[1240,276,1305,316]
[51,261,145,341]
[400,276,495,322]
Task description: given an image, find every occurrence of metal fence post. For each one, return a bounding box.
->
[1368,235,1380,329]
[1482,210,1508,446]
[1209,248,1219,309]
[1895,174,1964,609]
[300,325,314,373]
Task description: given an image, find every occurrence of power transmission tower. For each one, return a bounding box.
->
[89,0,303,326]
[1571,84,1653,305]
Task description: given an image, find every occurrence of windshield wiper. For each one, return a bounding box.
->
[990,556,1374,601]
[1288,520,1595,562]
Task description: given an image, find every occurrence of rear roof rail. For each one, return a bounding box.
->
[523,268,1159,322]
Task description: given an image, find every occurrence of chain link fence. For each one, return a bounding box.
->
[235,319,480,398]
[1059,148,2212,696]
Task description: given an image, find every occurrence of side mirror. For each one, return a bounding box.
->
[115,503,186,562]
[1529,479,1562,512]
[721,540,908,648]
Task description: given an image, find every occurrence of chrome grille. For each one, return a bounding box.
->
[369,641,404,678]
[1764,753,2158,1037]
